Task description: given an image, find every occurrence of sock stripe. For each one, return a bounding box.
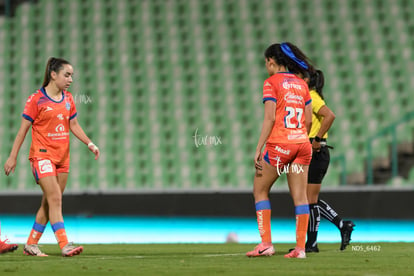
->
[51,222,65,232]
[255,200,271,211]
[319,207,335,221]
[33,222,46,233]
[295,204,309,215]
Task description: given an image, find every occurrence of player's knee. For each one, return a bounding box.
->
[47,194,62,208]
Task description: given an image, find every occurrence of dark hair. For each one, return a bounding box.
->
[309,69,325,99]
[264,42,315,76]
[42,57,71,87]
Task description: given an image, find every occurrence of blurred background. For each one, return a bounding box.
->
[0,0,413,243]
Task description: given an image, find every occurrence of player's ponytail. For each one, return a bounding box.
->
[309,69,325,100]
[42,57,71,87]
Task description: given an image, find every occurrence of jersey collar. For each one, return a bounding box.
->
[40,87,65,103]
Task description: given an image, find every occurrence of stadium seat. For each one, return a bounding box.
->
[1,0,414,191]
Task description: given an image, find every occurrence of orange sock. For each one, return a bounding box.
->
[51,222,68,249]
[255,200,272,244]
[27,222,46,245]
[295,205,310,249]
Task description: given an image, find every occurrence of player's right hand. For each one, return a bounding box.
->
[4,157,17,176]
[254,150,263,175]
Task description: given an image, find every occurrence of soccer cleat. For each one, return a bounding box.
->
[284,247,306,258]
[290,245,319,253]
[305,245,319,253]
[0,239,18,254]
[24,244,48,257]
[246,243,275,257]
[62,242,83,257]
[340,220,355,250]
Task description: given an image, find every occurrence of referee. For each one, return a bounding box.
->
[305,70,355,252]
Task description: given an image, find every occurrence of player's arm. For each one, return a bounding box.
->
[315,105,335,138]
[255,100,276,171]
[4,118,32,175]
[69,117,100,160]
[312,105,335,151]
[304,102,312,135]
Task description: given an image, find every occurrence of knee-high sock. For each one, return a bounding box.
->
[318,199,343,229]
[255,200,272,244]
[52,222,68,249]
[306,203,320,248]
[295,204,310,249]
[27,221,46,245]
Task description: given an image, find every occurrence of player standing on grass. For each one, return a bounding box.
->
[4,57,100,257]
[246,42,313,259]
[305,69,355,252]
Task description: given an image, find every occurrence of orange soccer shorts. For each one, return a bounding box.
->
[30,159,69,183]
[263,142,312,170]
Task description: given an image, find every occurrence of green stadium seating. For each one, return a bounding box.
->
[1,0,414,191]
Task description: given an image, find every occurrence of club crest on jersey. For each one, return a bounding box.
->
[66,102,71,110]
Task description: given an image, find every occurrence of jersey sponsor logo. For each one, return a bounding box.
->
[45,106,53,112]
[57,114,64,120]
[282,80,302,90]
[55,124,65,132]
[48,124,70,140]
[288,133,307,140]
[284,91,303,103]
[274,146,290,155]
[38,159,53,174]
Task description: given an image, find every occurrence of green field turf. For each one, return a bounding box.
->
[1,243,413,276]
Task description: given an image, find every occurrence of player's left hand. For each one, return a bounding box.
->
[88,142,100,160]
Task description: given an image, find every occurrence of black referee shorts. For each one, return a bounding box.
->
[308,145,330,184]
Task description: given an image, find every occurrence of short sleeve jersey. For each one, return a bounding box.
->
[22,87,77,165]
[309,89,328,139]
[262,72,311,144]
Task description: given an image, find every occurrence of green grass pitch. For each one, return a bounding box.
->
[1,243,413,276]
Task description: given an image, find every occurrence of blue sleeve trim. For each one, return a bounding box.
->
[69,112,77,120]
[255,200,271,211]
[263,97,277,103]
[22,114,34,122]
[305,99,312,105]
[295,204,310,215]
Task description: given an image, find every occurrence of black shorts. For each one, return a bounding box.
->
[308,145,330,184]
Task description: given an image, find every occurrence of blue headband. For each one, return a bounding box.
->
[280,43,309,70]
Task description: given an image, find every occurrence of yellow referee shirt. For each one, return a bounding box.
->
[309,89,328,139]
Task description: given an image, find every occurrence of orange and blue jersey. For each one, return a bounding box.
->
[22,87,77,165]
[262,72,311,144]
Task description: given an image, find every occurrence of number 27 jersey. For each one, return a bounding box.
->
[262,72,311,144]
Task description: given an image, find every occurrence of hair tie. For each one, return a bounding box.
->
[280,43,308,70]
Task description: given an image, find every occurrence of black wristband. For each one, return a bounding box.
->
[314,136,322,142]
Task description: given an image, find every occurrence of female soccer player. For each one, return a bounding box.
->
[246,42,313,259]
[305,70,355,252]
[4,57,100,257]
